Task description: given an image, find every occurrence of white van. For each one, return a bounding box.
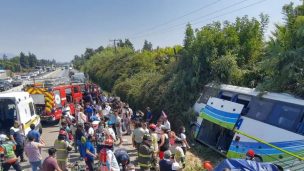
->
[0,92,42,136]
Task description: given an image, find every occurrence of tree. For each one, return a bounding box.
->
[28,53,37,67]
[84,48,94,60]
[19,52,28,68]
[183,23,195,49]
[259,2,304,97]
[142,40,153,51]
[2,54,8,61]
[124,39,134,51]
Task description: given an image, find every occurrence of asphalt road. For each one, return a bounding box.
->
[12,69,137,171]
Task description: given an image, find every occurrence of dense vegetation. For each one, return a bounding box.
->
[72,2,304,129]
[1,52,56,72]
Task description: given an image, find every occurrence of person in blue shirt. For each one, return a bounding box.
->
[27,124,40,142]
[78,136,87,158]
[85,135,96,171]
[85,104,94,121]
[146,107,152,123]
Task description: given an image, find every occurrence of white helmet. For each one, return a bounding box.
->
[0,134,8,142]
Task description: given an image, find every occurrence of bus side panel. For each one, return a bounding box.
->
[227,117,304,169]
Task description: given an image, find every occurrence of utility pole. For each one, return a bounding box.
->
[109,39,120,53]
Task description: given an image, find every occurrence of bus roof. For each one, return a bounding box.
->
[207,84,304,106]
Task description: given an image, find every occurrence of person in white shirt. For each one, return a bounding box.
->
[77,107,87,125]
[179,126,190,155]
[163,117,171,131]
[63,103,71,116]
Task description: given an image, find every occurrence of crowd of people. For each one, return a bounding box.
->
[0,86,191,171]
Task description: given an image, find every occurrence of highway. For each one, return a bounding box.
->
[8,68,137,171]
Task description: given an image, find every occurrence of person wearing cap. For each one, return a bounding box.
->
[114,148,130,171]
[9,121,26,162]
[246,149,255,161]
[132,121,145,151]
[149,124,159,171]
[99,136,120,171]
[138,134,153,171]
[54,132,72,171]
[0,134,22,171]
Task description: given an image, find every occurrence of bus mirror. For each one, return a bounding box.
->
[235,136,240,142]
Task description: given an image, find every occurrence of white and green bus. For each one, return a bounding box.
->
[192,84,304,170]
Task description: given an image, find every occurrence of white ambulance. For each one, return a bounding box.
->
[0,92,42,136]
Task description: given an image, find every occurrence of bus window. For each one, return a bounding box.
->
[268,104,302,132]
[29,102,35,116]
[235,94,252,115]
[247,98,273,122]
[219,91,234,101]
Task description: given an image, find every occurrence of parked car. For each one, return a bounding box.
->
[11,78,23,87]
[0,80,12,91]
[4,77,13,83]
[21,74,30,80]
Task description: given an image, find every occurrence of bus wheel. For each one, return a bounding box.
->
[254,155,263,162]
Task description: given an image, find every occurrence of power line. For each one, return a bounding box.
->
[130,0,251,39]
[129,0,222,37]
[130,0,266,40]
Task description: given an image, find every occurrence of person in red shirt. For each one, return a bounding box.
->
[42,148,62,171]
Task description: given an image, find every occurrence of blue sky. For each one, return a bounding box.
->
[0,0,301,62]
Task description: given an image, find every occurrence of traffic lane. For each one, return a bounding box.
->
[3,70,61,93]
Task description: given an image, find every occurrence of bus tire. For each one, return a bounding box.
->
[254,155,263,162]
[39,124,43,135]
[274,164,283,171]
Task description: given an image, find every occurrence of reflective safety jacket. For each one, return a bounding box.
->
[138,143,153,169]
[1,142,17,163]
[54,140,68,162]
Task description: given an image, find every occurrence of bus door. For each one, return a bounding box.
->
[197,97,244,153]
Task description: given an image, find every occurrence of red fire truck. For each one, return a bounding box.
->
[25,83,83,123]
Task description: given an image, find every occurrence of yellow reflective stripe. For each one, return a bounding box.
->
[57,158,67,161]
[139,153,151,158]
[56,149,66,151]
[138,163,151,167]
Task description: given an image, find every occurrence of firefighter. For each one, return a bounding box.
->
[54,131,72,171]
[138,134,153,171]
[0,134,22,171]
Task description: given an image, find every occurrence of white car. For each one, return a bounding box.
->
[4,77,13,83]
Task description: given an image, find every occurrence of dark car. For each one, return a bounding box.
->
[0,80,12,91]
[11,79,23,87]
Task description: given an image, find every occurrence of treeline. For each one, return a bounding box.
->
[73,3,304,129]
[1,52,56,72]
